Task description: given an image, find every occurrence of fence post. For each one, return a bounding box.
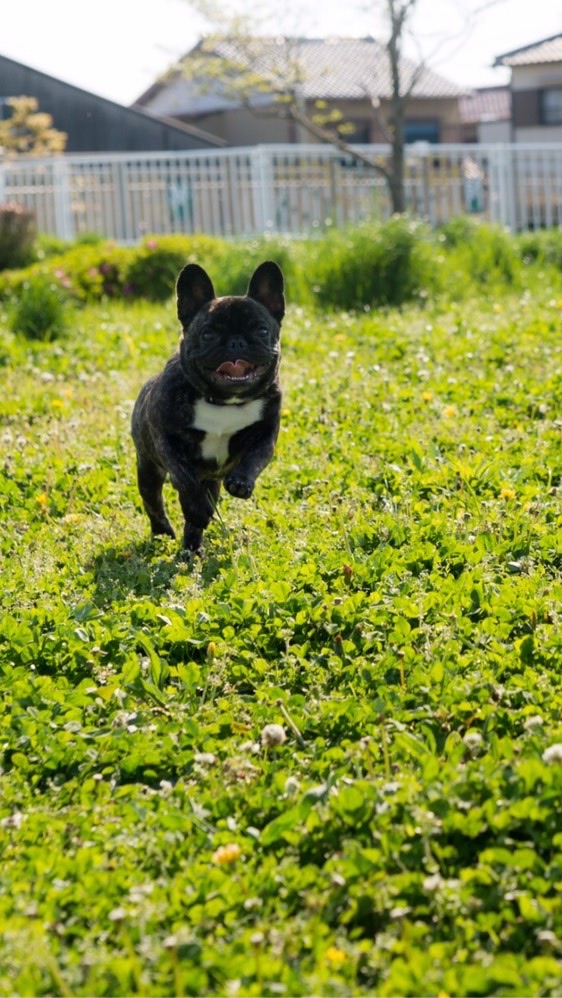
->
[52,156,74,241]
[491,144,517,230]
[251,146,275,233]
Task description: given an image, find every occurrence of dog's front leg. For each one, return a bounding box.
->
[224,424,278,500]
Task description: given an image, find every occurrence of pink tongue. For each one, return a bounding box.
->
[216,359,254,376]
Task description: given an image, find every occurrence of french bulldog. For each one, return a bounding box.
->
[131,260,284,552]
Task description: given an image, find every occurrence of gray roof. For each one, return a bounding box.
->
[136,35,466,113]
[495,33,562,67]
[271,37,465,99]
[0,52,225,152]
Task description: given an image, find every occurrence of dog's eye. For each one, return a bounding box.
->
[256,326,269,337]
[200,327,215,341]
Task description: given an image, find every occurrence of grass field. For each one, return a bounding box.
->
[1,257,562,995]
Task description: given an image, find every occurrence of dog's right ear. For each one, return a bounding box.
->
[176,264,215,328]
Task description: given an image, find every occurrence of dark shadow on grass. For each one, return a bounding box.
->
[88,528,234,606]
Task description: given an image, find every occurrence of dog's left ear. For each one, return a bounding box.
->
[248,261,285,324]
[176,263,215,329]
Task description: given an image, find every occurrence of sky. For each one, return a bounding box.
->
[2,0,562,106]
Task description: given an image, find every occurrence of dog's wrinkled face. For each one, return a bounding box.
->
[177,262,284,400]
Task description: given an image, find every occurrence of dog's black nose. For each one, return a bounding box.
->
[228,336,247,355]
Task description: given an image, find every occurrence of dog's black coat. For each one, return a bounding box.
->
[131,261,284,551]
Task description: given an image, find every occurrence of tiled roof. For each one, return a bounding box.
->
[495,33,562,67]
[459,86,511,124]
[136,36,466,111]
[251,37,467,101]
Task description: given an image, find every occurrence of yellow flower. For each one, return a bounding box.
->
[442,405,456,418]
[36,493,48,507]
[212,843,241,865]
[325,946,346,967]
[124,333,136,356]
[422,391,433,402]
[500,487,516,500]
[52,398,64,409]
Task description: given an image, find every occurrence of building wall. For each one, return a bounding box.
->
[510,61,562,141]
[510,63,562,90]
[478,120,512,143]
[175,95,464,147]
[515,125,562,142]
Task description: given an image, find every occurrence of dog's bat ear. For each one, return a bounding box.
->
[176,264,215,328]
[248,261,285,323]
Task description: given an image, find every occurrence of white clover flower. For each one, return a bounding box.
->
[423,873,444,893]
[284,776,300,796]
[194,752,217,767]
[0,811,23,830]
[463,731,483,752]
[524,715,544,732]
[542,743,562,764]
[261,723,287,748]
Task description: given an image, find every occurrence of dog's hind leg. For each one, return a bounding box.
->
[136,456,176,539]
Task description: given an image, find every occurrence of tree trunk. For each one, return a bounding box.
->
[386,0,410,214]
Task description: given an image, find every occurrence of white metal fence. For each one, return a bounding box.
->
[2,142,562,241]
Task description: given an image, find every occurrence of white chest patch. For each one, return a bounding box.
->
[192,398,264,465]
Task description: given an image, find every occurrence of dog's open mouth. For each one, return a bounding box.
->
[212,359,264,382]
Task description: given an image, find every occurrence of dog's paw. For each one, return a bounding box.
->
[151,520,176,539]
[183,524,204,553]
[224,473,254,499]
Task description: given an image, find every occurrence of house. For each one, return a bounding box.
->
[458,86,511,143]
[494,34,562,142]
[134,36,467,147]
[0,53,225,153]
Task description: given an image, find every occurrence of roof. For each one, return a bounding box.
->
[459,86,511,124]
[494,33,562,68]
[0,52,225,151]
[135,36,467,115]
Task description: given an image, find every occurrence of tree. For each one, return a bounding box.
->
[178,0,502,213]
[0,96,67,158]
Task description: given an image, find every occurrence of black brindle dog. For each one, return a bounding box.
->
[131,261,284,552]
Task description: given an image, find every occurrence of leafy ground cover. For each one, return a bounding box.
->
[1,262,562,995]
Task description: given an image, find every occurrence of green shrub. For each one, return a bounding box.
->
[1,219,556,313]
[516,228,562,269]
[304,216,434,310]
[0,202,37,270]
[48,242,131,300]
[9,276,69,340]
[437,215,481,247]
[125,237,195,301]
[437,217,519,289]
[123,233,244,299]
[211,237,301,298]
[35,233,73,260]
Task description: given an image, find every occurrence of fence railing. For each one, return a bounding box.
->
[2,142,562,242]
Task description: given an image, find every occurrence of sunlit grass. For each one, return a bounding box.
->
[1,277,562,995]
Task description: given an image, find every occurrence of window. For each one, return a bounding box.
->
[347,120,371,144]
[404,120,439,144]
[541,88,562,125]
